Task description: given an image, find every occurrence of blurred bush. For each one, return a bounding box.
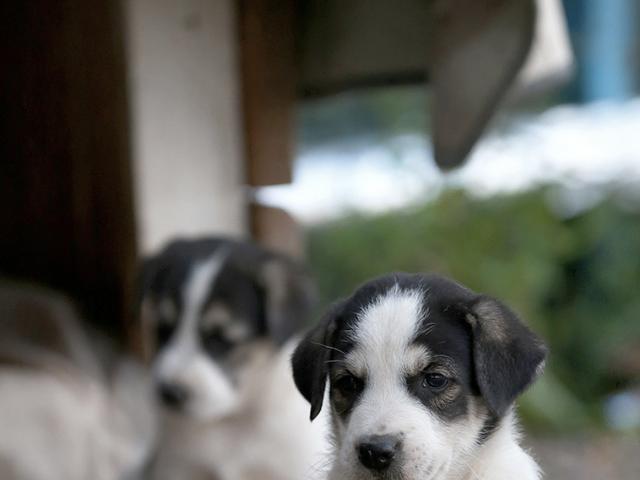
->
[306,187,640,432]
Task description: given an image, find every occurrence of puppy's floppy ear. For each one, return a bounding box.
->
[292,301,343,421]
[465,295,547,417]
[258,256,317,345]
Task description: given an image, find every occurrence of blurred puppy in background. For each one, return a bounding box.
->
[293,273,546,480]
[0,282,154,480]
[139,237,329,480]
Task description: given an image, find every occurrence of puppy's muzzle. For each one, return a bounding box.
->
[357,434,402,472]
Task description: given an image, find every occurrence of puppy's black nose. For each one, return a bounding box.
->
[158,382,189,409]
[357,434,401,471]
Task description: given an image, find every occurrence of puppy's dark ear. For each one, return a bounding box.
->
[465,295,547,417]
[259,257,317,345]
[292,301,343,421]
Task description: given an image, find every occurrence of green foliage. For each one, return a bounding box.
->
[306,187,640,431]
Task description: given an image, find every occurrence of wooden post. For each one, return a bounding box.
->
[0,0,137,343]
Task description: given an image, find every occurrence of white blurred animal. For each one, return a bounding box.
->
[0,282,155,480]
[139,238,329,480]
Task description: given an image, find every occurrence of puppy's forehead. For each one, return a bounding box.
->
[335,274,476,364]
[350,285,425,351]
[145,238,231,308]
[336,284,427,380]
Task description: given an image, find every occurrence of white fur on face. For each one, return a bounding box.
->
[154,249,239,420]
[329,286,484,480]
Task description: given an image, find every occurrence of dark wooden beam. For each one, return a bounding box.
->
[0,0,137,343]
[238,0,297,187]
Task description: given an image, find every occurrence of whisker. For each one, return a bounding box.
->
[303,450,334,480]
[311,342,346,355]
[416,322,436,337]
[458,455,482,480]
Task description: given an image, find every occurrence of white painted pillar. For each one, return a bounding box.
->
[125,0,247,254]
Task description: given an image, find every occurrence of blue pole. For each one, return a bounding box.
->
[582,0,636,101]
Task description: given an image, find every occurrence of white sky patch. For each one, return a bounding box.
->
[255,99,640,224]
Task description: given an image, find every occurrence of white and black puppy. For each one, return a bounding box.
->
[292,273,547,480]
[140,238,328,480]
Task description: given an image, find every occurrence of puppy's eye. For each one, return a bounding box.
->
[334,374,364,395]
[202,332,233,353]
[422,373,449,391]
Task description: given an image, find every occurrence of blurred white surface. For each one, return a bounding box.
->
[258,99,640,223]
[126,0,247,254]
